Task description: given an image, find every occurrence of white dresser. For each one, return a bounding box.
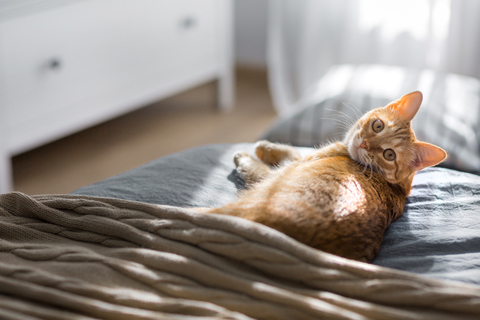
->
[0,0,234,193]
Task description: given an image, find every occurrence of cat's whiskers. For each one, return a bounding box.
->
[368,163,374,180]
[220,91,447,262]
[358,153,369,173]
[324,108,357,128]
[340,102,363,121]
[332,132,348,140]
[331,106,358,122]
[320,117,352,131]
[357,151,377,180]
[361,163,368,174]
[358,161,373,180]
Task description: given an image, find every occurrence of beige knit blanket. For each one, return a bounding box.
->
[0,192,479,320]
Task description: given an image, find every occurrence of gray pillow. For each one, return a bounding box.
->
[262,64,480,174]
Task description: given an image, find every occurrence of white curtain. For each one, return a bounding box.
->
[268,0,480,115]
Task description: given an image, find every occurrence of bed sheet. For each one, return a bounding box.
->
[73,143,480,285]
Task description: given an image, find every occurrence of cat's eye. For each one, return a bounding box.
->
[372,119,385,133]
[383,149,396,161]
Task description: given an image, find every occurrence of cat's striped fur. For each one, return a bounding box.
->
[204,92,446,262]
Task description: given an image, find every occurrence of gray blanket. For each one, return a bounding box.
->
[73,143,480,286]
[0,192,479,319]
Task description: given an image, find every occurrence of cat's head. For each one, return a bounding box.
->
[344,91,446,191]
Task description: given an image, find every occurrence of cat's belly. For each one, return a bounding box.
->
[216,157,405,261]
[265,157,376,210]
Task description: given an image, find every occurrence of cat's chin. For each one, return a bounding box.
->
[347,140,371,168]
[348,146,360,162]
[346,136,363,163]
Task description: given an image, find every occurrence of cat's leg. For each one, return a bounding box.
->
[255,140,302,166]
[234,151,272,187]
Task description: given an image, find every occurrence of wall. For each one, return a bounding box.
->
[234,0,268,68]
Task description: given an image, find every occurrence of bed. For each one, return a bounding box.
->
[1,64,480,319]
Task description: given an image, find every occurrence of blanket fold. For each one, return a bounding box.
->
[0,192,479,320]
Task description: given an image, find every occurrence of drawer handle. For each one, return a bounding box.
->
[48,58,62,70]
[181,16,197,29]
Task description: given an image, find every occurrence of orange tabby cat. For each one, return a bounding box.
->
[204,91,446,262]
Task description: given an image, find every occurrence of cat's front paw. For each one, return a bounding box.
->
[255,140,278,164]
[233,151,253,168]
[255,140,301,166]
[233,150,273,187]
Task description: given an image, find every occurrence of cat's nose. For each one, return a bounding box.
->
[359,139,370,150]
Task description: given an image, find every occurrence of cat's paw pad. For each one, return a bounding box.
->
[233,151,252,167]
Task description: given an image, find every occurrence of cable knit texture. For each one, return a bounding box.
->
[0,192,479,319]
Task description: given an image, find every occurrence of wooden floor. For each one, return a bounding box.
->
[12,68,277,195]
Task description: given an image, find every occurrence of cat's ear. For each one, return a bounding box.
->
[386,91,423,121]
[410,142,447,171]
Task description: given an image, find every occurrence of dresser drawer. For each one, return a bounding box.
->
[1,0,220,152]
